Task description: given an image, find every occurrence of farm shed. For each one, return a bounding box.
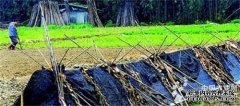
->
[60,4,89,24]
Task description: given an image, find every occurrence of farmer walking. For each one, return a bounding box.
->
[8,20,19,50]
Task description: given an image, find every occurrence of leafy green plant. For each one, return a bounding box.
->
[166,21,175,25]
[140,22,147,26]
[0,23,239,49]
[230,19,240,23]
[105,20,114,27]
[194,20,206,24]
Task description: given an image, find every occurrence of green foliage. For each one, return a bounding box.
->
[0,23,240,49]
[230,19,240,23]
[205,20,217,24]
[1,0,240,25]
[0,0,36,22]
[105,20,114,27]
[166,21,175,25]
[189,101,203,106]
[135,0,240,24]
[194,20,204,24]
[48,24,93,29]
[140,22,147,26]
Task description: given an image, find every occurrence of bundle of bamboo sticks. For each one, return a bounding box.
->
[28,1,65,26]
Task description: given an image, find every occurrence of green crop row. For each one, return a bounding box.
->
[0,23,239,49]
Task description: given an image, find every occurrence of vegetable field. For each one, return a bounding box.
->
[0,23,240,49]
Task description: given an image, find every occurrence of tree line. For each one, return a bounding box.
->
[0,0,240,26]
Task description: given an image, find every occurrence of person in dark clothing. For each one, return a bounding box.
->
[8,21,19,50]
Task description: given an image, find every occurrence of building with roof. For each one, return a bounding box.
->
[59,4,89,24]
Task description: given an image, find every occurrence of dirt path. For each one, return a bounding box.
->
[0,47,182,105]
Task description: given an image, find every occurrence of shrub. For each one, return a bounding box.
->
[230,19,240,23]
[166,21,175,25]
[194,20,205,24]
[140,22,147,26]
[205,20,217,24]
[105,20,113,27]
